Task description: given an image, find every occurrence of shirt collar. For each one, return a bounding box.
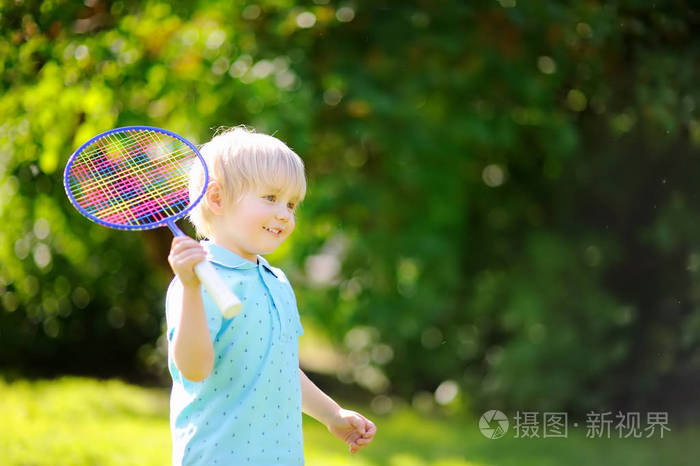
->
[201,241,278,277]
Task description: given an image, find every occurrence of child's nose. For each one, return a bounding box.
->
[275,205,290,220]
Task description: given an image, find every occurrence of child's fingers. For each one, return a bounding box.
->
[170,237,203,255]
[353,438,372,449]
[349,440,368,454]
[363,419,377,437]
[171,238,203,253]
[170,241,206,261]
[170,248,206,266]
[348,433,373,454]
[174,256,205,273]
[348,415,368,434]
[172,235,198,244]
[171,236,195,246]
[175,247,207,260]
[168,241,207,283]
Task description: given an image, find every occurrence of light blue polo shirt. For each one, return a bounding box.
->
[165,241,304,466]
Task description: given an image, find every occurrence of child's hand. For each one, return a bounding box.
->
[327,408,377,454]
[168,237,207,288]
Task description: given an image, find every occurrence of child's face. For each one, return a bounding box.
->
[211,186,297,262]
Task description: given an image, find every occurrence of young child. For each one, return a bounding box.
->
[165,127,376,465]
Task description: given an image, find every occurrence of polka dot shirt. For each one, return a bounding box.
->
[166,241,304,466]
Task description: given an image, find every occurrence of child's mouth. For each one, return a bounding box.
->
[263,226,282,237]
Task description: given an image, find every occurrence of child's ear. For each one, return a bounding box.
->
[206,181,225,215]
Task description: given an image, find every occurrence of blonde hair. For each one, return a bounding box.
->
[187,126,306,238]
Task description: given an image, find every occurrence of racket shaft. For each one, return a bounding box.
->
[194,261,243,319]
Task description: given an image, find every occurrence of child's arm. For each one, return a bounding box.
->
[168,237,215,382]
[300,369,376,453]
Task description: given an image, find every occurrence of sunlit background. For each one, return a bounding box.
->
[1,0,699,464]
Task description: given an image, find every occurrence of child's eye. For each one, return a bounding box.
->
[263,194,276,202]
[287,202,296,211]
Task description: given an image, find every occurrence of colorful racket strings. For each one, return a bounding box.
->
[65,128,199,229]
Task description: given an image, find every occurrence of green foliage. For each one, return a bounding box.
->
[1,0,699,415]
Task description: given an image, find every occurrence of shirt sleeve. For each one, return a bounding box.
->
[165,276,223,344]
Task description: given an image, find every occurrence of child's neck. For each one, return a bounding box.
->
[208,236,258,264]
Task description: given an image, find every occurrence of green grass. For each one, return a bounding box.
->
[0,377,697,465]
[0,378,170,465]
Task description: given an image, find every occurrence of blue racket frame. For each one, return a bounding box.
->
[63,125,208,237]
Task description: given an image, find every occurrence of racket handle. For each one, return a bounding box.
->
[194,260,243,319]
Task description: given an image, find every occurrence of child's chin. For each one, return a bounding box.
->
[259,237,286,254]
[259,245,280,254]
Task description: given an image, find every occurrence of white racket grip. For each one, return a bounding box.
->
[194,260,243,319]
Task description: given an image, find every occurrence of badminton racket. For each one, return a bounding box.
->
[63,126,243,318]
